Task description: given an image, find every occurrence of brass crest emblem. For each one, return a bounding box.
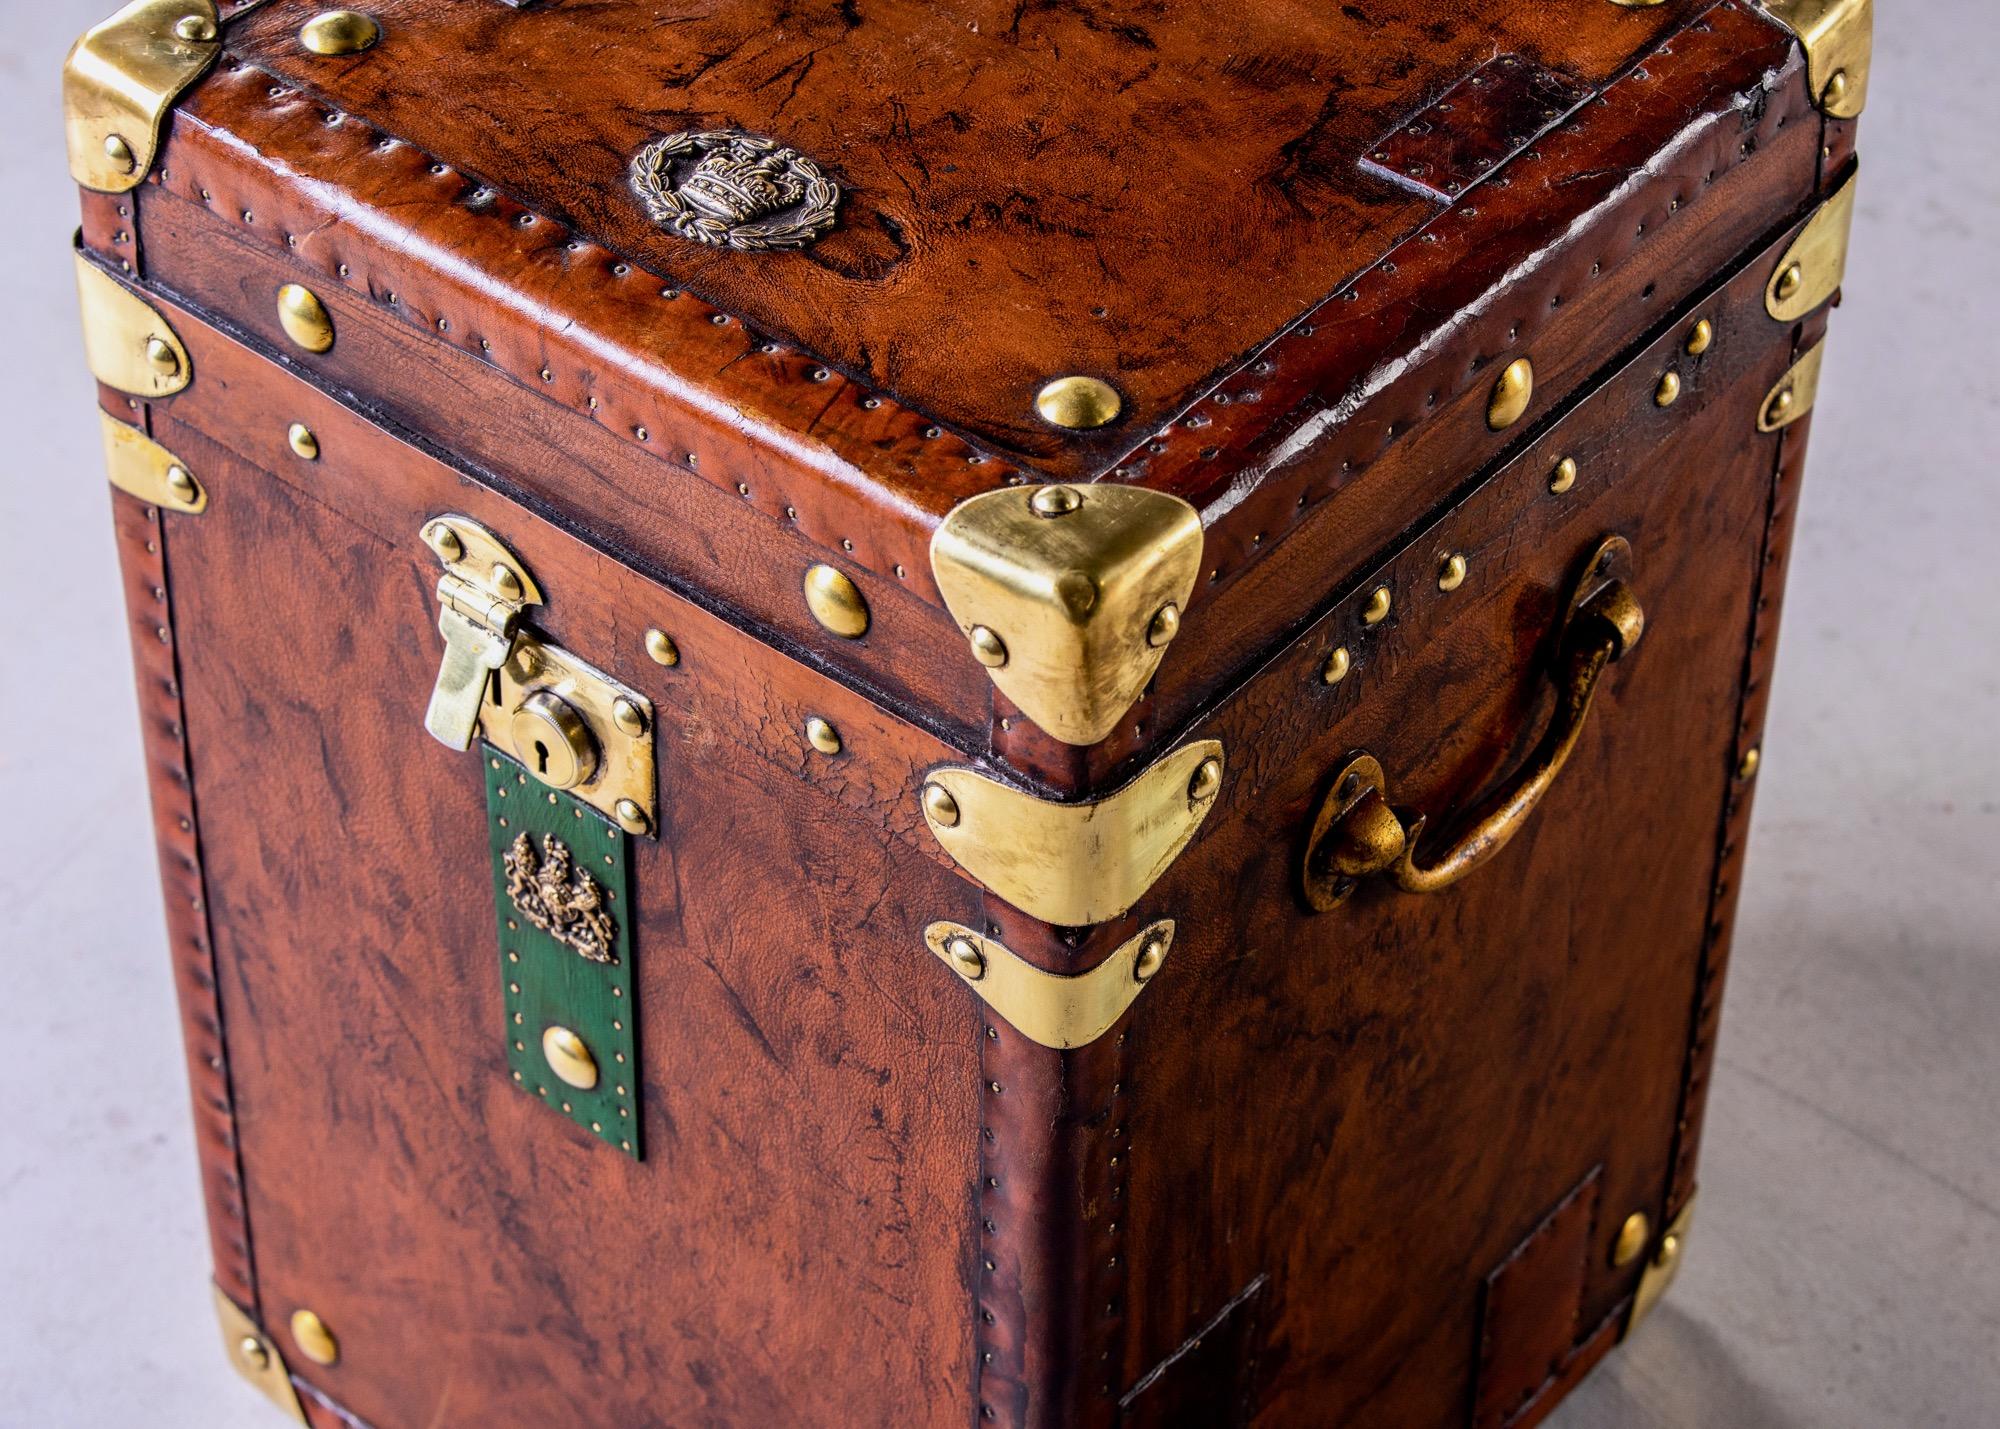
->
[504,832,618,963]
[628,130,840,252]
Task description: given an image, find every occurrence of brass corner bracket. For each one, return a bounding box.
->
[75,252,190,397]
[100,411,205,512]
[1758,342,1824,432]
[930,484,1204,746]
[65,0,222,193]
[1623,1196,1697,1337]
[213,1285,307,1423]
[1767,174,1857,323]
[920,739,1223,927]
[924,919,1174,1049]
[1759,0,1872,117]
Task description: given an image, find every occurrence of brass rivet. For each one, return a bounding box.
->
[1655,371,1683,407]
[103,134,137,173]
[614,798,651,835]
[542,1025,599,1089]
[1549,456,1578,494]
[1034,376,1122,430]
[945,935,985,980]
[1361,585,1392,625]
[1028,484,1084,517]
[301,9,381,55]
[1437,553,1468,592]
[967,625,1009,668]
[1132,932,1169,984]
[1613,1211,1652,1267]
[611,698,647,737]
[276,283,335,354]
[1773,262,1803,302]
[1487,357,1534,430]
[1321,646,1351,685]
[1187,755,1223,804]
[1685,318,1714,356]
[1765,387,1795,426]
[1737,746,1761,779]
[422,522,462,562]
[644,628,680,666]
[1822,69,1849,111]
[803,563,869,638]
[922,782,960,827]
[288,1310,339,1367]
[165,465,199,503]
[1146,603,1181,649]
[805,716,842,755]
[491,563,523,601]
[237,1335,271,1371]
[144,336,180,377]
[1658,1231,1682,1268]
[174,14,218,43]
[286,423,319,460]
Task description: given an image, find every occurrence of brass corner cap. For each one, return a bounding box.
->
[925,920,1174,1049]
[65,0,222,193]
[1758,0,1871,118]
[930,484,1204,746]
[1623,1195,1697,1338]
[212,1285,307,1423]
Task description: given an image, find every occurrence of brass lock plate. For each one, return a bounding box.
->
[486,751,642,1158]
[478,635,657,835]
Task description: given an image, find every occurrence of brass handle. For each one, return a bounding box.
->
[1302,537,1647,910]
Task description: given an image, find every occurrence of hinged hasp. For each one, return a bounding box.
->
[924,921,1174,1049]
[64,0,222,192]
[421,516,658,834]
[931,484,1204,746]
[1758,0,1871,117]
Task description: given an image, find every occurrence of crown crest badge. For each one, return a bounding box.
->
[629,130,840,252]
[503,832,618,963]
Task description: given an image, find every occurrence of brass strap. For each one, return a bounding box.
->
[99,411,205,513]
[75,253,192,397]
[1766,174,1858,323]
[1758,343,1825,433]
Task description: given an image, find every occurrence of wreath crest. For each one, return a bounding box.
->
[628,130,841,252]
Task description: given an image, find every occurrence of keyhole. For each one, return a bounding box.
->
[534,739,551,776]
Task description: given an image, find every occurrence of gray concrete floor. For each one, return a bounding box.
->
[3,5,1996,1426]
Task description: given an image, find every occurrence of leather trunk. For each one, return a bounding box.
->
[65,0,1866,1425]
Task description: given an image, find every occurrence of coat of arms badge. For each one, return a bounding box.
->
[628,129,841,252]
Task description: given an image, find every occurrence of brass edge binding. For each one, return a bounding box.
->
[1623,1196,1697,1337]
[931,484,1204,746]
[64,0,223,193]
[920,740,1224,926]
[924,921,1174,1049]
[1766,173,1857,323]
[99,411,206,512]
[213,1285,308,1423]
[75,252,191,397]
[1757,0,1871,118]
[1758,343,1824,432]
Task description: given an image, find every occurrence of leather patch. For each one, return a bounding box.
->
[1361,54,1590,201]
[1474,1168,1601,1429]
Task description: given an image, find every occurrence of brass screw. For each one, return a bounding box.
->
[422,522,462,562]
[287,423,319,460]
[1321,646,1351,685]
[1187,755,1223,804]
[1612,1211,1651,1267]
[803,564,869,638]
[611,698,647,737]
[805,716,842,755]
[1773,262,1804,302]
[1549,456,1578,494]
[1822,69,1850,111]
[968,625,1009,668]
[1029,484,1084,517]
[1486,357,1534,430]
[922,782,960,827]
[103,134,137,174]
[644,628,680,666]
[1657,1231,1682,1270]
[165,465,199,504]
[1737,746,1761,779]
[1655,371,1683,407]
[1765,387,1795,427]
[614,798,651,835]
[288,1310,339,1367]
[1034,376,1122,430]
[1437,553,1468,592]
[145,336,180,377]
[1132,931,1169,984]
[1146,603,1181,648]
[491,563,523,601]
[1685,318,1714,356]
[174,14,218,42]
[301,10,382,56]
[1361,585,1392,625]
[237,1335,271,1371]
[945,934,986,980]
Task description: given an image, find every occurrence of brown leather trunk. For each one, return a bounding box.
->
[66,0,1864,1424]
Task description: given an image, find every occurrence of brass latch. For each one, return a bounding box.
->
[421,516,657,834]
